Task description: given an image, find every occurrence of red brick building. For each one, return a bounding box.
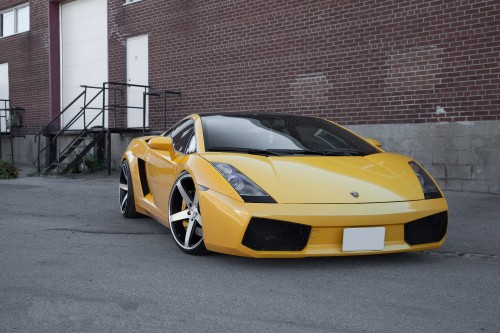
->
[0,0,499,192]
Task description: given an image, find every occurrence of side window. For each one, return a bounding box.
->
[171,120,196,154]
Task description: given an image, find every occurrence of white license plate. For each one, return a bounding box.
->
[342,227,385,252]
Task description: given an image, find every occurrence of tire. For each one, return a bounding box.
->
[119,160,140,218]
[168,172,208,255]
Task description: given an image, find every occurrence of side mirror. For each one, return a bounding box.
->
[148,137,175,159]
[365,138,383,149]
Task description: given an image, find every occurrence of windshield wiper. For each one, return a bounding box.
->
[321,149,368,156]
[208,147,282,156]
[276,149,323,155]
[278,149,367,156]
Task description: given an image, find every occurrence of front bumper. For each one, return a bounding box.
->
[199,189,448,258]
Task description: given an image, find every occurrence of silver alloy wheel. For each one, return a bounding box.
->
[169,173,204,250]
[119,162,130,214]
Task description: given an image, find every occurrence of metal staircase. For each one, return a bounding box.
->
[35,85,106,175]
[35,82,181,175]
[43,128,105,174]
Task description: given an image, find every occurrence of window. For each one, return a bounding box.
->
[1,11,15,37]
[0,3,29,38]
[173,124,195,154]
[166,119,197,155]
[16,6,29,33]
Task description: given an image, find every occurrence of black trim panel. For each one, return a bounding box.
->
[242,218,311,251]
[137,158,151,197]
[404,211,448,245]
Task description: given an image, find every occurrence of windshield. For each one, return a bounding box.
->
[201,114,379,156]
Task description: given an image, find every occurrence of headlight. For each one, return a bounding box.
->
[211,162,276,203]
[408,161,442,199]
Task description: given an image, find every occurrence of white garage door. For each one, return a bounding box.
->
[61,0,108,129]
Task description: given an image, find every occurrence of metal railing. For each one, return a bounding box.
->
[35,82,155,174]
[0,99,10,135]
[1,100,25,162]
[144,89,182,133]
[104,82,149,133]
[103,82,150,175]
[35,81,181,175]
[0,99,11,161]
[35,86,105,173]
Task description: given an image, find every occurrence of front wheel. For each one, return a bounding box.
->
[119,160,140,218]
[168,172,207,255]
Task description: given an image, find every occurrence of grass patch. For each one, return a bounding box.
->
[0,160,19,179]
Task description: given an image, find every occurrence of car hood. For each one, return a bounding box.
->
[201,153,426,204]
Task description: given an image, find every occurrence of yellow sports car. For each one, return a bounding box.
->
[120,114,448,257]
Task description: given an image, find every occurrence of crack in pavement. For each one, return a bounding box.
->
[420,250,500,261]
[45,228,168,235]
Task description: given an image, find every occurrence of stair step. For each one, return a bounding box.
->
[67,144,88,150]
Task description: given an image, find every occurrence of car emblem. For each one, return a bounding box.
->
[350,191,359,198]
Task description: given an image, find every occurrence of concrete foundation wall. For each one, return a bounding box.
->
[349,120,500,194]
[0,133,136,171]
[1,136,38,165]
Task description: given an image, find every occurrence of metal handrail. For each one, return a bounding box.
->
[52,88,103,142]
[34,90,86,142]
[105,81,150,131]
[36,87,104,173]
[0,99,10,134]
[56,109,104,161]
[104,81,150,175]
[0,99,10,161]
[34,84,108,143]
[144,90,182,131]
[105,81,149,89]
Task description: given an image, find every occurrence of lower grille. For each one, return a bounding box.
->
[404,211,448,245]
[242,218,311,251]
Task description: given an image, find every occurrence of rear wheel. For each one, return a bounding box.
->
[119,160,139,218]
[168,172,207,255]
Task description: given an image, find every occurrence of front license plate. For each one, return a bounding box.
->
[342,227,385,252]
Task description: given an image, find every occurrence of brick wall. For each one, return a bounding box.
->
[0,0,51,134]
[109,0,499,131]
[1,0,498,134]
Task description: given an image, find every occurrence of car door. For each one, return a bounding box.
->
[146,119,197,219]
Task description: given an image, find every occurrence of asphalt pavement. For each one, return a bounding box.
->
[0,172,499,332]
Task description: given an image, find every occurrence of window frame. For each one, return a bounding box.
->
[0,3,29,39]
[123,0,143,6]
